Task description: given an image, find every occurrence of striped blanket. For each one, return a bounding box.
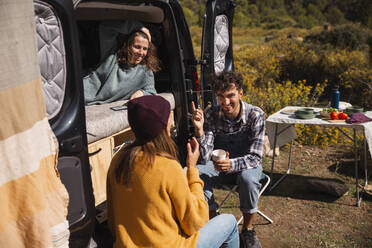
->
[0,0,69,247]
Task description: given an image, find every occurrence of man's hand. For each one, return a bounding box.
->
[213,152,230,172]
[186,137,200,168]
[191,101,204,137]
[130,90,144,100]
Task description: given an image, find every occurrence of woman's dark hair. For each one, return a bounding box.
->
[114,128,178,186]
[212,71,243,93]
[117,31,161,72]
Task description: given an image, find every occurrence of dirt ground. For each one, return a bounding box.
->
[214,144,372,248]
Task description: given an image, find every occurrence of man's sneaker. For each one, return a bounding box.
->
[240,229,261,248]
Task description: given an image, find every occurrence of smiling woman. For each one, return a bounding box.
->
[83,21,160,105]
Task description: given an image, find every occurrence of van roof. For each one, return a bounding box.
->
[75,1,165,23]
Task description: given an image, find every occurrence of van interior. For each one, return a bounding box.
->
[76,2,176,142]
[75,2,180,206]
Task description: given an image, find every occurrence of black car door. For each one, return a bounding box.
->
[34,0,95,246]
[200,0,235,107]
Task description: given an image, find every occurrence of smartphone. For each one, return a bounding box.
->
[110,104,128,111]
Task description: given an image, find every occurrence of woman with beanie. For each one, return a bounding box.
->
[107,95,239,248]
[83,21,160,105]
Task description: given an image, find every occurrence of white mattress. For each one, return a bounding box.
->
[85,93,175,143]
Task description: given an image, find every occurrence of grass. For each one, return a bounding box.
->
[214,144,372,248]
[188,25,372,246]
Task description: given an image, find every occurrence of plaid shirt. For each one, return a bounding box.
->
[197,100,265,172]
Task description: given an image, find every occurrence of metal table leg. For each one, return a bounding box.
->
[354,129,361,207]
[364,136,368,187]
[269,123,294,191]
[270,123,278,184]
[270,140,293,191]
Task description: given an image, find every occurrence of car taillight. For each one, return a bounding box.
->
[195,71,199,91]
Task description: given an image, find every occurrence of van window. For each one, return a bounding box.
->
[34,1,67,120]
[214,15,229,74]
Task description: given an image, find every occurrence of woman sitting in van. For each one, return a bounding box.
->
[107,95,239,248]
[83,21,160,105]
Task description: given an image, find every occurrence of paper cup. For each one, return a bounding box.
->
[212,149,226,161]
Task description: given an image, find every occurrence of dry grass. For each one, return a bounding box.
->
[214,144,372,248]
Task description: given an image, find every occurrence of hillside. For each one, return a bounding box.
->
[179,0,372,29]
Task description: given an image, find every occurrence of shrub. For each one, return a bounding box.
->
[234,35,371,146]
[243,80,325,116]
[189,26,202,49]
[305,24,372,50]
[325,6,346,25]
[182,7,198,26]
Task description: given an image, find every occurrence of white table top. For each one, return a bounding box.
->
[267,106,372,128]
[266,106,372,156]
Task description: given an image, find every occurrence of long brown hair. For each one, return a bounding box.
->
[117,31,161,72]
[115,129,178,186]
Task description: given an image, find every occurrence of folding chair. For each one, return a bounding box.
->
[216,172,273,224]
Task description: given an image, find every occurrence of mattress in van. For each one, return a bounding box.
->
[85,93,175,144]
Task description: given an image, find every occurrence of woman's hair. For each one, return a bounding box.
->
[117,31,161,72]
[115,128,178,186]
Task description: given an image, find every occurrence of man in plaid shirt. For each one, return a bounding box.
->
[192,71,265,248]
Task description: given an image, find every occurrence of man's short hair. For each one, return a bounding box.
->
[212,71,243,93]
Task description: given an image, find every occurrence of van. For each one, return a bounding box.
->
[33,0,235,246]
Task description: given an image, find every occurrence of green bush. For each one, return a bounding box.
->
[325,6,346,25]
[305,24,372,50]
[295,15,319,29]
[235,42,368,147]
[182,7,198,26]
[233,36,372,110]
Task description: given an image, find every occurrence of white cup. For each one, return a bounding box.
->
[212,149,226,161]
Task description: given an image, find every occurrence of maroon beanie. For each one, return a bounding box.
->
[127,95,171,142]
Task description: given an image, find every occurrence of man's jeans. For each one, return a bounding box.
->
[196,214,239,248]
[197,161,262,214]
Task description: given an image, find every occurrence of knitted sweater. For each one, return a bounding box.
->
[107,153,209,248]
[83,56,156,105]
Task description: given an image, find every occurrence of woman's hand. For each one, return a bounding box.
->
[186,137,200,168]
[213,152,230,172]
[191,101,204,137]
[141,27,151,43]
[130,90,144,100]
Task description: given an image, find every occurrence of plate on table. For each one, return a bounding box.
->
[281,109,297,115]
[326,119,346,123]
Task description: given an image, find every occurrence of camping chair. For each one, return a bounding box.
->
[216,173,273,225]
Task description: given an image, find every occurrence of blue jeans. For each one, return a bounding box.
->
[197,161,262,214]
[196,214,239,248]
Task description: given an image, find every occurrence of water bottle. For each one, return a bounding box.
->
[330,85,340,109]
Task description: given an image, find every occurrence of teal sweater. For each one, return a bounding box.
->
[83,54,156,105]
[83,21,157,105]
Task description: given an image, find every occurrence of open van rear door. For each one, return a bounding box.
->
[200,0,235,107]
[34,0,95,246]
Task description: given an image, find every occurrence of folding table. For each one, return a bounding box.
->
[266,106,372,206]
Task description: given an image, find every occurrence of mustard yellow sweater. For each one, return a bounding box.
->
[107,154,209,248]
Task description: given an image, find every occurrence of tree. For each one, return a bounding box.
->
[234,3,260,27]
[325,6,345,25]
[307,3,325,23]
[359,0,372,29]
[288,1,306,17]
